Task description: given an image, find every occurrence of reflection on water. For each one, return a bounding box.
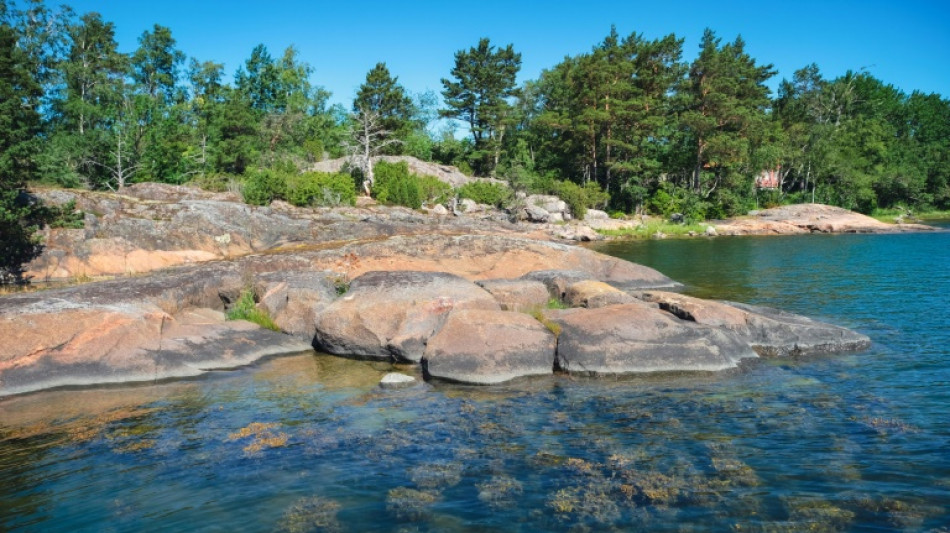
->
[2,228,950,531]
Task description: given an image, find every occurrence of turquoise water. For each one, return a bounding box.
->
[2,226,949,532]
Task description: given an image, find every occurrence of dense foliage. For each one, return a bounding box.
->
[2,1,948,282]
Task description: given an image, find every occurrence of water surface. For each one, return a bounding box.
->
[2,226,948,531]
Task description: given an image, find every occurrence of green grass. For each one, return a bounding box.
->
[226,289,281,331]
[596,220,709,239]
[870,208,950,223]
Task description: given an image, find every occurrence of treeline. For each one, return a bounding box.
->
[2,1,949,245]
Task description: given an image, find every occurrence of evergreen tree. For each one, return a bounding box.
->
[441,38,521,175]
[0,19,44,282]
[681,29,775,207]
[353,62,415,153]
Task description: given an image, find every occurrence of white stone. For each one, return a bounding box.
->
[379,372,417,388]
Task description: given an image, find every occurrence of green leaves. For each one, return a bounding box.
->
[441,38,521,176]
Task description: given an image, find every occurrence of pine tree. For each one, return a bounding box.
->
[441,38,521,175]
[0,21,43,282]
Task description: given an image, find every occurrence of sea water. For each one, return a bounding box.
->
[1,225,948,531]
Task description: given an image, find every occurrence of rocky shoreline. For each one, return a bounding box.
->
[0,185,887,396]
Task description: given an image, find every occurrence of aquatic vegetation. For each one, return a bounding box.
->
[856,416,919,436]
[547,484,621,525]
[782,497,856,532]
[274,496,342,533]
[409,462,462,489]
[386,487,441,521]
[226,422,289,454]
[476,475,523,509]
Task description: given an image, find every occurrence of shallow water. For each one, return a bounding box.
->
[2,226,949,532]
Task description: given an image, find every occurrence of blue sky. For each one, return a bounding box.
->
[53,0,950,109]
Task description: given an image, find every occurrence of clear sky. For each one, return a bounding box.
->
[51,0,950,109]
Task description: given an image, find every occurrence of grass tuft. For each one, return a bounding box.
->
[226,289,281,331]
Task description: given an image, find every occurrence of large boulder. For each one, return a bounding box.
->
[548,304,758,375]
[476,279,551,311]
[312,271,500,362]
[422,309,556,384]
[564,280,638,309]
[641,291,871,356]
[254,271,338,340]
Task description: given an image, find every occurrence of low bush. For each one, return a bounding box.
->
[285,172,356,207]
[458,181,511,208]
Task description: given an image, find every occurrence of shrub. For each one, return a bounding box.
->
[242,168,287,206]
[285,172,356,207]
[415,174,454,205]
[553,181,589,220]
[458,181,511,207]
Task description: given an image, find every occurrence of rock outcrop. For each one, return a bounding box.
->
[1,186,882,396]
[714,204,935,235]
[641,291,871,356]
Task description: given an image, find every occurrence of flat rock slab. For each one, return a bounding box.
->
[307,235,680,290]
[423,309,557,384]
[548,304,759,375]
[714,203,936,235]
[313,271,500,363]
[641,291,871,356]
[0,305,310,397]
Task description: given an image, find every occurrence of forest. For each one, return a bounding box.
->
[2,0,949,275]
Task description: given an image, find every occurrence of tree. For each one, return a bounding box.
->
[354,62,415,149]
[130,24,184,104]
[441,37,521,175]
[0,19,44,282]
[344,106,402,195]
[681,29,775,202]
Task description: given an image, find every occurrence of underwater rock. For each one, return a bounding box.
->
[379,372,417,389]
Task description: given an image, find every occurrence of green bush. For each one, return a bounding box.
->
[374,161,421,209]
[242,168,287,206]
[415,174,454,205]
[458,181,511,207]
[371,161,450,209]
[285,172,356,207]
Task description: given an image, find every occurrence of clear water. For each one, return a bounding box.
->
[2,226,949,532]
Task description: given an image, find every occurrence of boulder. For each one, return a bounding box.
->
[554,224,604,242]
[548,304,758,375]
[523,205,550,223]
[254,271,338,339]
[564,280,638,308]
[422,309,556,384]
[312,271,499,363]
[526,194,568,215]
[476,279,551,311]
[379,372,417,389]
[584,209,610,220]
[520,270,594,301]
[641,291,871,356]
[428,204,449,216]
